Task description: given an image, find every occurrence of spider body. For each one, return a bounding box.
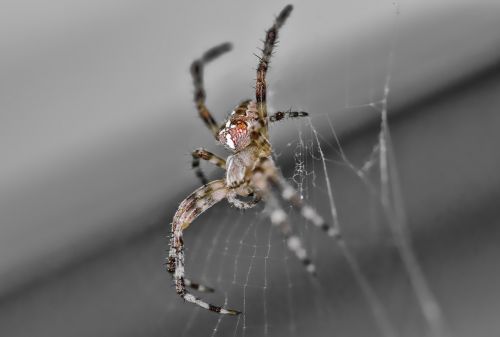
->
[218,100,260,152]
[168,4,337,315]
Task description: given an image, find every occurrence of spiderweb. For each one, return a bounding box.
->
[163,2,451,337]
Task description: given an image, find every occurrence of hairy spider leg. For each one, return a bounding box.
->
[269,110,309,123]
[169,180,240,315]
[191,42,232,138]
[191,148,226,186]
[255,4,293,139]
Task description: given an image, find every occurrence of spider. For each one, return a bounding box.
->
[168,4,337,315]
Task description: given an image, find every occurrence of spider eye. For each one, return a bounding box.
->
[235,121,247,130]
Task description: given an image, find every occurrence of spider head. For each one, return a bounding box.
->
[218,100,260,151]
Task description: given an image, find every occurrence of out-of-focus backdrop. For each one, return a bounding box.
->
[1,1,500,336]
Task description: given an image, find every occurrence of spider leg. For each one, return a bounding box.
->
[274,175,339,238]
[166,258,215,292]
[227,192,261,210]
[269,110,308,123]
[251,157,339,236]
[248,162,316,275]
[191,148,226,185]
[169,179,240,315]
[191,43,232,138]
[182,278,215,292]
[255,4,293,138]
[265,187,317,275]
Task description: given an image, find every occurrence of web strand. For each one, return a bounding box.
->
[378,62,451,337]
[308,119,398,337]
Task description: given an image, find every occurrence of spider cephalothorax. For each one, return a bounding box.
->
[168,4,337,315]
[218,100,260,152]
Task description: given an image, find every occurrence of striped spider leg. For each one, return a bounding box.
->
[168,180,239,314]
[190,42,232,139]
[191,148,226,186]
[255,4,294,140]
[250,157,338,275]
[269,110,309,123]
[169,156,335,314]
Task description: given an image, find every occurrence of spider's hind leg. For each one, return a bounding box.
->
[251,161,316,274]
[265,193,317,275]
[275,175,340,238]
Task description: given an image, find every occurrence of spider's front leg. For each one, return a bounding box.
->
[169,180,240,315]
[255,4,293,137]
[191,43,232,138]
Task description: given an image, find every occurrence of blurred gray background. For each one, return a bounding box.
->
[1,0,500,336]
